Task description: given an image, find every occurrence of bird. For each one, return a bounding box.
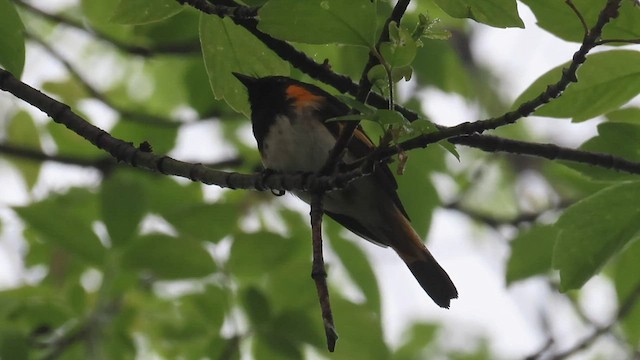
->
[233,73,458,308]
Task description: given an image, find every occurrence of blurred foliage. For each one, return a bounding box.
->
[0,0,639,359]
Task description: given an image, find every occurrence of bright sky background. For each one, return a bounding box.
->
[1,1,640,359]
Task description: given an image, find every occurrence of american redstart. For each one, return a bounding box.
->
[234,73,457,308]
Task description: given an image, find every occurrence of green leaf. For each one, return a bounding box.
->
[14,189,105,265]
[42,78,89,108]
[521,0,599,43]
[514,50,640,122]
[269,309,323,348]
[328,227,381,313]
[252,334,301,360]
[522,0,640,43]
[227,232,297,281]
[331,296,390,360]
[433,0,523,28]
[143,177,204,216]
[100,171,147,247]
[605,107,640,124]
[6,111,42,189]
[0,0,25,77]
[506,224,557,284]
[82,0,135,42]
[186,285,228,327]
[393,323,438,359]
[199,15,290,116]
[242,287,271,326]
[553,181,640,291]
[0,328,28,360]
[46,122,105,159]
[121,234,216,279]
[368,64,390,89]
[262,210,316,311]
[206,336,241,360]
[111,0,183,25]
[413,39,473,98]
[164,203,239,243]
[614,238,640,345]
[258,0,377,47]
[372,109,405,126]
[329,114,370,122]
[110,118,178,155]
[390,65,413,82]
[380,23,417,68]
[566,122,640,181]
[396,148,443,238]
[110,57,202,118]
[335,95,375,116]
[542,161,608,201]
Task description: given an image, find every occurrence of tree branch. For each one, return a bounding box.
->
[309,193,338,352]
[376,0,622,157]
[0,143,113,170]
[542,281,640,360]
[182,0,628,178]
[39,300,120,360]
[565,0,589,36]
[0,68,368,193]
[175,0,258,18]
[442,199,572,228]
[321,0,412,174]
[27,33,184,128]
[450,134,640,175]
[14,0,201,57]
[0,143,242,171]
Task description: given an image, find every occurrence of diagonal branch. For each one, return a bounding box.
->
[374,0,623,156]
[0,68,368,193]
[27,33,183,128]
[14,0,201,57]
[175,0,258,18]
[442,199,573,228]
[182,0,626,175]
[321,0,412,174]
[537,281,640,360]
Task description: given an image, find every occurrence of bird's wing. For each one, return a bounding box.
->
[318,96,411,220]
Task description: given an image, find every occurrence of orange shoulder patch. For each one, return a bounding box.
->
[286,85,323,109]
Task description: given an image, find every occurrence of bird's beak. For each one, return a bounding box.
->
[232,72,257,88]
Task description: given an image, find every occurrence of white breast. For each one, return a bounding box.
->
[261,114,336,173]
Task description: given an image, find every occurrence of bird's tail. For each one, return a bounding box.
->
[386,210,458,308]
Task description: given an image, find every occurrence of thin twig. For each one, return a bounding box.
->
[540,282,640,360]
[310,193,338,352]
[565,0,590,36]
[175,0,258,18]
[0,143,113,170]
[216,335,242,360]
[40,300,120,360]
[27,33,183,128]
[449,134,640,176]
[377,0,623,158]
[595,38,640,45]
[187,0,625,174]
[15,0,201,57]
[442,199,571,228]
[320,0,411,174]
